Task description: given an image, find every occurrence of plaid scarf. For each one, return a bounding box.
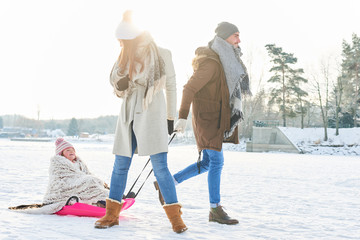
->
[111,32,166,110]
[210,36,250,139]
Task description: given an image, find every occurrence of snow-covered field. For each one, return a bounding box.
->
[1,136,359,239]
[279,127,360,155]
[220,127,360,156]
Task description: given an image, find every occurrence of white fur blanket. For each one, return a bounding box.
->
[9,155,109,214]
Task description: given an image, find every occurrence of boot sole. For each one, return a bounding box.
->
[209,219,239,225]
[94,222,119,229]
[175,227,188,233]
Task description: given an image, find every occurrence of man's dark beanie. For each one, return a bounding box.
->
[215,22,239,40]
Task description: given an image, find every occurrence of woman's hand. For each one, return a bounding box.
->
[116,74,130,91]
[167,120,174,135]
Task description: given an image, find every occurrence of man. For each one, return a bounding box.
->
[162,22,251,225]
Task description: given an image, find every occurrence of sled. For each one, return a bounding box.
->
[55,198,135,218]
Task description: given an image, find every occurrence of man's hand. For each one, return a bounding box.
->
[174,119,187,133]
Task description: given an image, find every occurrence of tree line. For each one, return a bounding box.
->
[0,115,117,136]
[240,33,360,141]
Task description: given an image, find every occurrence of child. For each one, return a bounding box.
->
[9,138,109,214]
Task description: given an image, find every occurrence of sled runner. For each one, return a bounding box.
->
[55,198,135,217]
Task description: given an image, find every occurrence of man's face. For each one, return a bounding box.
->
[226,32,240,47]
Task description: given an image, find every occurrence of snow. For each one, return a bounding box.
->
[1,128,360,239]
[219,127,360,156]
[279,127,360,156]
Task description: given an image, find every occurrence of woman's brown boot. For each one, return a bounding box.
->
[163,203,188,233]
[94,198,123,229]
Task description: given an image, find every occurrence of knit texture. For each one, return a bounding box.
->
[210,36,249,138]
[55,138,74,155]
[110,32,166,111]
[9,155,109,214]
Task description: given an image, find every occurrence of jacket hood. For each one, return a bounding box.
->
[192,47,221,71]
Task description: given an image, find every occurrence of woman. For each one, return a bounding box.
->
[94,11,187,234]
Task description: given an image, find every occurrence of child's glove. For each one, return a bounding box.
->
[174,119,187,133]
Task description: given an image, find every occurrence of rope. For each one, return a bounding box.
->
[125,132,177,198]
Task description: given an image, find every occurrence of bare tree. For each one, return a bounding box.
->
[311,57,333,141]
[240,46,268,138]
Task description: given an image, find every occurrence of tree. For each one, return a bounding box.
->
[333,74,344,135]
[311,56,338,141]
[238,47,270,138]
[341,33,360,127]
[0,116,3,129]
[313,76,329,141]
[67,118,79,136]
[265,44,306,127]
[240,89,268,138]
[288,70,308,129]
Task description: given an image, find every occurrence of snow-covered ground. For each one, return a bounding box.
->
[220,127,360,155]
[61,127,360,156]
[279,127,360,155]
[1,134,359,239]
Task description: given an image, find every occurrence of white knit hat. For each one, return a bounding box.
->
[115,10,142,40]
[55,138,74,155]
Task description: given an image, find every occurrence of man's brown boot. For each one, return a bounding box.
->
[209,205,239,225]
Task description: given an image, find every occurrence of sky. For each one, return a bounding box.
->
[1,0,359,120]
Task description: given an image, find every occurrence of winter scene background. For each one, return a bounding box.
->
[1,0,360,239]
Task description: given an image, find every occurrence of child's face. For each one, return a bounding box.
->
[62,147,76,162]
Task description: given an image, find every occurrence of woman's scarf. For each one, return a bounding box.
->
[111,32,166,111]
[210,36,250,139]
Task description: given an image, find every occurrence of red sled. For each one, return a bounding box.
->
[55,198,135,218]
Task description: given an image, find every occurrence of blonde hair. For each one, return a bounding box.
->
[118,35,146,79]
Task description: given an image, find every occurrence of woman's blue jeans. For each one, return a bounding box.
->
[173,149,224,205]
[109,129,178,204]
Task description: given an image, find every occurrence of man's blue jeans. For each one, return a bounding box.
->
[109,129,178,204]
[173,149,224,206]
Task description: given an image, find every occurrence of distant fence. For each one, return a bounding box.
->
[253,120,280,128]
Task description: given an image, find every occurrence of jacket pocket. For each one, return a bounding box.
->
[194,98,221,132]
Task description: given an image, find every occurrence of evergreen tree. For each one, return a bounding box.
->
[67,118,79,136]
[265,44,306,127]
[341,33,360,127]
[288,70,308,129]
[333,75,344,135]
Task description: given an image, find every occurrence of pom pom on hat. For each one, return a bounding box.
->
[215,22,239,40]
[115,10,142,40]
[55,138,74,155]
